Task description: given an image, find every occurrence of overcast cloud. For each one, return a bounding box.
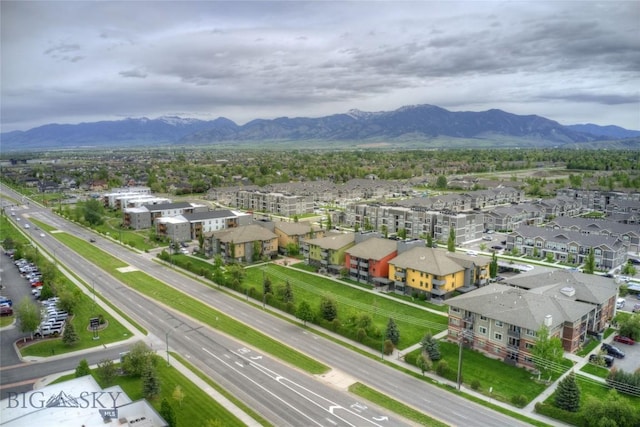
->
[1,1,639,132]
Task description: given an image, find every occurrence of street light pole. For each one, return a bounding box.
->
[165,331,171,366]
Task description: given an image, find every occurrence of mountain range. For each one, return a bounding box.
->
[2,104,639,152]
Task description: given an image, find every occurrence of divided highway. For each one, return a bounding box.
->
[2,188,532,427]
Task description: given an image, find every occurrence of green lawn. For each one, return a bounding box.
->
[579,362,610,378]
[52,356,253,427]
[407,341,554,405]
[349,382,449,427]
[245,264,449,350]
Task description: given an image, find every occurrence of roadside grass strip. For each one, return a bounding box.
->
[48,231,328,374]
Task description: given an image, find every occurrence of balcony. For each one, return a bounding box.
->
[359,262,369,268]
[508,327,521,338]
[432,278,446,286]
[395,271,405,279]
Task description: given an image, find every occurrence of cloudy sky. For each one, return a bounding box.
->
[2,1,639,132]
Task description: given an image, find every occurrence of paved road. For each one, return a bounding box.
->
[1,188,536,426]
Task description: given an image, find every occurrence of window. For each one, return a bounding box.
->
[525,342,534,350]
[495,321,503,327]
[451,307,460,313]
[480,315,487,321]
[479,326,487,334]
[526,329,537,337]
[494,333,503,341]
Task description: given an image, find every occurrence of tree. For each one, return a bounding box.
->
[320,297,337,321]
[198,233,205,253]
[97,359,117,385]
[531,325,564,380]
[617,312,640,341]
[123,342,155,377]
[160,398,177,427]
[397,228,407,239]
[263,275,273,296]
[447,228,456,252]
[172,385,186,408]
[621,261,637,277]
[581,389,640,427]
[583,247,595,274]
[420,333,441,361]
[296,301,313,325]
[326,212,332,230]
[75,359,91,378]
[57,288,80,314]
[381,224,388,238]
[142,362,161,399]
[83,198,105,225]
[435,175,448,189]
[385,318,400,346]
[282,280,294,304]
[555,371,580,412]
[426,234,434,248]
[62,322,80,346]
[489,251,498,278]
[416,354,431,375]
[15,297,41,339]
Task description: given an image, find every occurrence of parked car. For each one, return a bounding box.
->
[491,245,503,251]
[613,335,635,345]
[0,306,13,316]
[89,237,96,243]
[616,298,625,309]
[633,303,640,313]
[466,250,478,257]
[0,297,13,307]
[34,324,63,338]
[482,236,492,241]
[602,343,625,358]
[589,353,614,367]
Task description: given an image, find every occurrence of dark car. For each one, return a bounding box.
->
[589,353,614,367]
[491,245,503,250]
[613,335,635,345]
[629,258,640,265]
[0,306,13,316]
[89,237,96,243]
[602,343,625,358]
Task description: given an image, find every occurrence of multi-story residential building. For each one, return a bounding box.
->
[532,197,583,220]
[544,216,640,253]
[345,236,399,286]
[304,232,355,274]
[506,225,629,270]
[272,221,325,255]
[484,204,544,232]
[388,247,490,298]
[432,211,484,246]
[207,224,278,263]
[556,189,640,212]
[155,216,192,244]
[235,190,314,217]
[447,270,617,367]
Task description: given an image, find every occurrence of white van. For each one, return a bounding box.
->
[616,298,625,309]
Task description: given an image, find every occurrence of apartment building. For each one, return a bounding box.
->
[388,246,490,298]
[304,232,356,274]
[447,270,617,367]
[207,224,278,263]
[506,225,629,270]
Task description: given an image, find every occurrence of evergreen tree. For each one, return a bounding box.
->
[62,322,79,346]
[555,371,581,412]
[426,234,433,248]
[142,362,161,399]
[75,359,91,378]
[447,228,456,252]
[420,333,441,361]
[282,280,294,303]
[584,247,595,274]
[385,318,400,346]
[263,276,272,296]
[320,297,337,321]
[489,251,498,278]
[160,398,177,427]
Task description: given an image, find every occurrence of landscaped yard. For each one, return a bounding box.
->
[245,264,449,350]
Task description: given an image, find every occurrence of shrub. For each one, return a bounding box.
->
[470,379,481,391]
[510,394,528,407]
[435,360,450,377]
[356,327,367,342]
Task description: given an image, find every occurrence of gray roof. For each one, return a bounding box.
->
[144,201,192,211]
[275,221,320,236]
[389,247,485,275]
[503,269,618,305]
[183,209,236,221]
[346,237,398,260]
[447,283,594,331]
[511,225,625,250]
[546,216,640,235]
[212,224,277,243]
[306,232,355,250]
